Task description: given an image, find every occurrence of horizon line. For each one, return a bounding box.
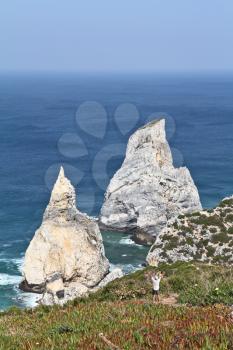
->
[1,68,233,76]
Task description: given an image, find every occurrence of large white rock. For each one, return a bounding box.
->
[100,119,202,244]
[21,167,122,304]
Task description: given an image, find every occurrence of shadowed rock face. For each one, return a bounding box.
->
[100,119,202,244]
[20,167,123,305]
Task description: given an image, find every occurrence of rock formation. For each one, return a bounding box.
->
[100,119,202,244]
[20,167,123,305]
[147,196,233,266]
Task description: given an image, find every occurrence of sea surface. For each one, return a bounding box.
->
[1,72,233,310]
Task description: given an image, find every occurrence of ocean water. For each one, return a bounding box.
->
[1,72,233,310]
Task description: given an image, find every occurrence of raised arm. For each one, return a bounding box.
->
[151,276,155,283]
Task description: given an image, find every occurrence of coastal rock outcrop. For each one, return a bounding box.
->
[147,196,233,266]
[100,119,202,244]
[20,167,122,305]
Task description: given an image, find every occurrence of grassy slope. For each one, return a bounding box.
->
[0,262,233,350]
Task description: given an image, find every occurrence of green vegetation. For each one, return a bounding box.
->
[191,214,224,228]
[206,245,216,257]
[172,221,179,229]
[163,236,179,250]
[209,226,217,233]
[157,198,233,265]
[211,232,231,244]
[185,212,199,218]
[179,225,192,233]
[219,198,233,208]
[0,262,232,349]
[225,214,233,222]
[185,236,195,245]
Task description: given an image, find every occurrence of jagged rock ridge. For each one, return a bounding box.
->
[20,167,122,305]
[147,196,233,266]
[100,119,202,244]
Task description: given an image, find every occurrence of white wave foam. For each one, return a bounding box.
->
[119,236,135,245]
[2,243,12,248]
[15,290,40,308]
[0,273,22,286]
[11,239,27,244]
[90,216,98,222]
[110,262,142,274]
[13,257,24,273]
[0,272,39,309]
[0,257,25,273]
[119,236,142,247]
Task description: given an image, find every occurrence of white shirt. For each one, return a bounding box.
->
[151,276,161,291]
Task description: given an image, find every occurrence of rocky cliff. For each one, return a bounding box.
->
[147,196,233,266]
[20,167,122,305]
[100,119,202,244]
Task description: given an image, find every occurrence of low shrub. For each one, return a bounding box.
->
[219,198,233,207]
[206,245,215,257]
[163,236,179,250]
[211,232,231,244]
[225,214,233,222]
[191,214,224,228]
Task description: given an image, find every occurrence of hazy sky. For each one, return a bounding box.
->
[0,0,233,72]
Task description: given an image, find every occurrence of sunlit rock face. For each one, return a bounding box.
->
[100,119,202,244]
[20,167,122,305]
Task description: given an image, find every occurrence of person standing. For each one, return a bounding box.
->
[151,272,163,303]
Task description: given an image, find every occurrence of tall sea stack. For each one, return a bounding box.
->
[20,167,122,305]
[100,119,202,244]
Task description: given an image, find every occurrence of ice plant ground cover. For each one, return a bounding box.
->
[0,262,232,349]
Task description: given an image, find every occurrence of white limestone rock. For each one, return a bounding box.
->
[20,167,122,305]
[91,268,124,292]
[100,119,202,244]
[41,280,89,306]
[41,268,124,306]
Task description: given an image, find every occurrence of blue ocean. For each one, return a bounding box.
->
[1,72,233,310]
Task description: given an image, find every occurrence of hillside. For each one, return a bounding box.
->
[0,262,233,350]
[147,197,233,266]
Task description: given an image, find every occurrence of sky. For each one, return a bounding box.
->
[0,0,233,73]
